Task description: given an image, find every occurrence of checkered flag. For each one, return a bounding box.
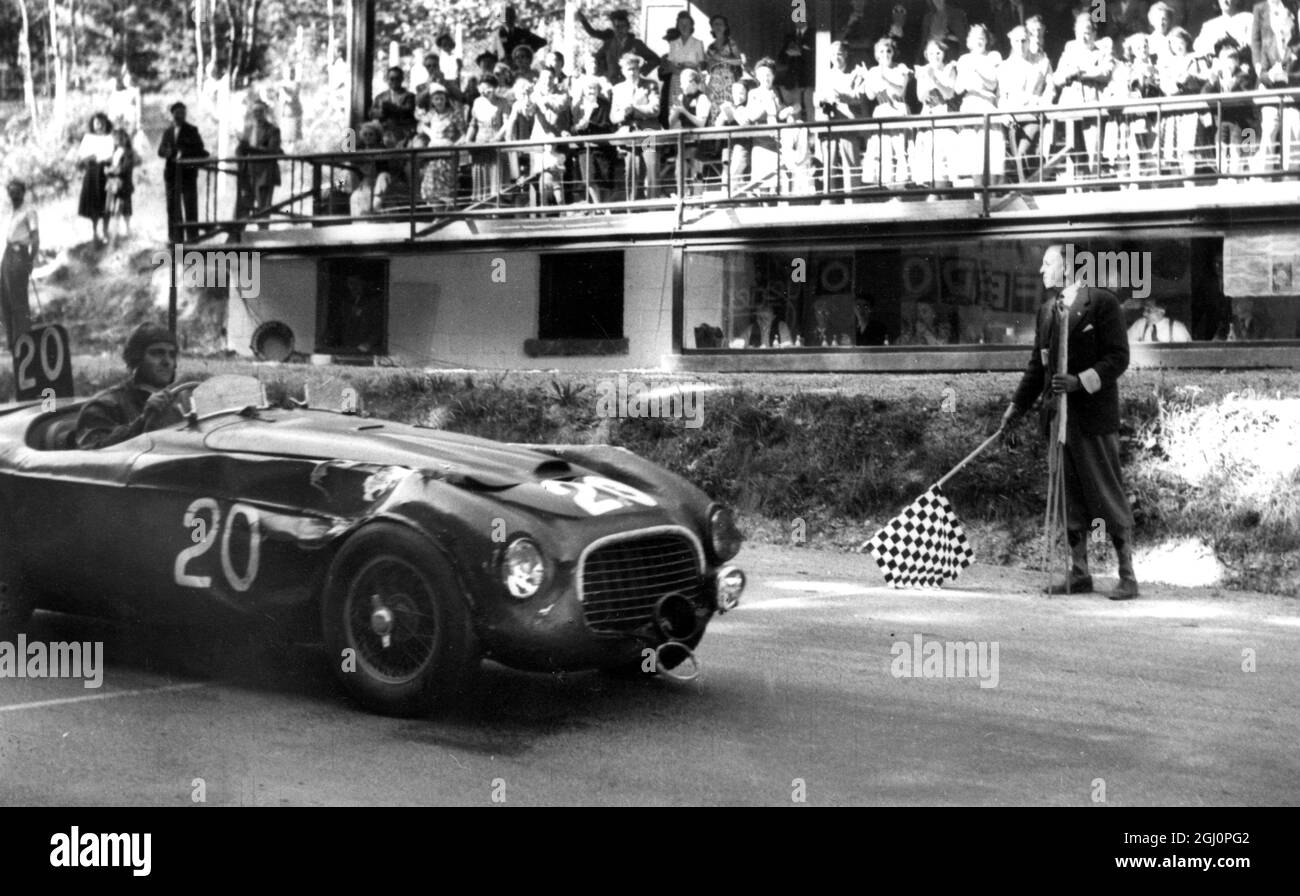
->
[865,485,975,588]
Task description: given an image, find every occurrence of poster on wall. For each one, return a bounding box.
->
[1224,230,1300,297]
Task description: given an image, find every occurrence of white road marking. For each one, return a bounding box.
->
[0,682,208,713]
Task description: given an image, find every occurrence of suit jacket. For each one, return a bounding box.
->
[237,121,283,189]
[1256,33,1300,86]
[158,122,208,184]
[1251,0,1285,71]
[1011,286,1130,436]
[1105,1,1151,41]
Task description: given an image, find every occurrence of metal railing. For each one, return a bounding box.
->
[175,86,1300,242]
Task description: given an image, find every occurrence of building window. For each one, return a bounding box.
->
[683,235,1300,351]
[538,251,624,341]
[317,258,388,355]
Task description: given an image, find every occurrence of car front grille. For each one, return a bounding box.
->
[579,531,704,634]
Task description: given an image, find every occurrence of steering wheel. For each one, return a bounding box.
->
[167,380,202,415]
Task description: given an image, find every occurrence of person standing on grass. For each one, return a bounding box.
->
[1,179,38,351]
[77,112,115,246]
[105,128,137,245]
[1001,244,1140,601]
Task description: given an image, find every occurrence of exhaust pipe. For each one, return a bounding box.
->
[654,641,700,682]
[649,592,702,682]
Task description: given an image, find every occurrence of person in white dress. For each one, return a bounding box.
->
[999,23,1053,179]
[1158,27,1206,178]
[861,36,913,188]
[1194,0,1253,55]
[954,24,1005,185]
[1053,12,1114,181]
[912,38,959,189]
[663,11,708,115]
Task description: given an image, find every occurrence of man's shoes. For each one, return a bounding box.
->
[1108,578,1140,601]
[1110,534,1139,600]
[1044,574,1093,595]
[1046,530,1092,594]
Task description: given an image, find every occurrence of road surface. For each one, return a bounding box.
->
[2,546,1296,806]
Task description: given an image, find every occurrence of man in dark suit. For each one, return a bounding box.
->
[1104,0,1152,43]
[1251,0,1296,69]
[1002,244,1139,600]
[158,102,208,241]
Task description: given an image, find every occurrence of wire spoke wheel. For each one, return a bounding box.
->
[346,558,439,683]
[323,524,479,717]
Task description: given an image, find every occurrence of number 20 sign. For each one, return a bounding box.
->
[12,324,74,402]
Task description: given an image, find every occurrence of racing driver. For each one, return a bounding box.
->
[75,322,186,449]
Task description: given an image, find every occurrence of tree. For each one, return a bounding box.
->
[15,0,37,122]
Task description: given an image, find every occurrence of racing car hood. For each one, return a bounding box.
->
[202,410,572,489]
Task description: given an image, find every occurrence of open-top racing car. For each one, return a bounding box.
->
[0,376,744,715]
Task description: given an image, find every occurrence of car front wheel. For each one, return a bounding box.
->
[322,524,479,717]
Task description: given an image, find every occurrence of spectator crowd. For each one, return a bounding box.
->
[263,2,1300,214]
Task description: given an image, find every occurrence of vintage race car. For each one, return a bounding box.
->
[0,376,744,715]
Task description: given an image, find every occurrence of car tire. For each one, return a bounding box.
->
[0,575,35,640]
[322,523,479,717]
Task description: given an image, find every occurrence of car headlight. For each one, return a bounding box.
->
[502,537,547,599]
[709,506,743,562]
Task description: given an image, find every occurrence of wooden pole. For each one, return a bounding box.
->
[1043,297,1070,588]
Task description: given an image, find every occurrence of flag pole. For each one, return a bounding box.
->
[1043,297,1070,588]
[936,426,1005,489]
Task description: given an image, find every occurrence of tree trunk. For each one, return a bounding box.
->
[194,0,206,94]
[222,0,241,85]
[47,0,68,126]
[16,0,37,123]
[68,0,77,89]
[327,0,335,69]
[208,0,217,78]
[243,0,262,74]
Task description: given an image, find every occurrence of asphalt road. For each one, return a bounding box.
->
[1,546,1297,807]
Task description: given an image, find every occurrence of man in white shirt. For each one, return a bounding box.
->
[1194,0,1255,54]
[1128,298,1193,341]
[1,179,39,351]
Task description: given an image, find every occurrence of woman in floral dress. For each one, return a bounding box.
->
[418,84,466,207]
[705,15,746,119]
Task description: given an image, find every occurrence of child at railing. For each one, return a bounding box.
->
[1201,37,1255,176]
[912,38,958,192]
[1158,27,1207,180]
[714,79,756,196]
[780,108,819,196]
[416,83,465,208]
[861,36,913,189]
